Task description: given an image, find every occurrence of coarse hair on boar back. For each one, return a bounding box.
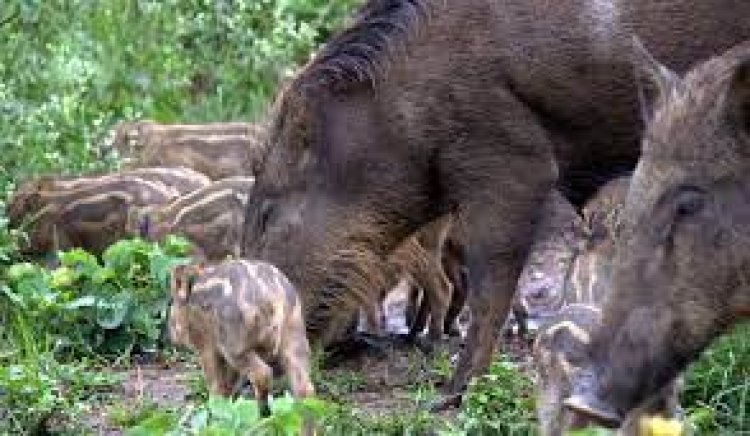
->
[247,0,435,343]
[247,0,750,401]
[564,39,750,427]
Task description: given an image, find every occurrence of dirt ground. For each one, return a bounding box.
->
[82,284,540,434]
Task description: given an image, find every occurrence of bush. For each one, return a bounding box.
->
[1,236,192,359]
[453,356,538,435]
[0,354,119,434]
[0,0,361,195]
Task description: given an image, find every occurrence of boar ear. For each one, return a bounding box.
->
[726,58,750,137]
[631,35,679,123]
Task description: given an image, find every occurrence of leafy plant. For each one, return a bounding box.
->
[126,393,330,436]
[453,355,539,435]
[1,236,192,359]
[0,353,120,434]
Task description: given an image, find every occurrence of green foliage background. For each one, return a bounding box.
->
[0,0,746,434]
[0,0,360,194]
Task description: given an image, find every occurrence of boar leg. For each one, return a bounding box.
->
[282,337,317,436]
[228,352,273,417]
[421,260,452,343]
[441,123,557,400]
[441,238,468,336]
[407,285,429,339]
[404,282,421,330]
[281,326,316,400]
[198,350,235,396]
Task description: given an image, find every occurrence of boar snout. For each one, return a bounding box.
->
[563,381,622,428]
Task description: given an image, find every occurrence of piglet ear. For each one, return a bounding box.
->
[631,35,679,124]
[726,58,750,138]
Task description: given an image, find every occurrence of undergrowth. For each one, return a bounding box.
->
[0,1,747,434]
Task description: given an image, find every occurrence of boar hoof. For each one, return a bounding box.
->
[563,394,621,428]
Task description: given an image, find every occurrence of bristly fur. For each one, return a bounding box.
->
[250,0,433,189]
[296,0,431,93]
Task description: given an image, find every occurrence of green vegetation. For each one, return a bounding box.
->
[0,1,747,434]
[683,323,749,433]
[0,0,360,193]
[124,394,330,436]
[453,357,538,435]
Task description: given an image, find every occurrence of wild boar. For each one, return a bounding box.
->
[129,177,256,260]
[169,260,315,418]
[514,189,584,333]
[241,0,750,398]
[112,120,258,159]
[564,40,750,425]
[8,175,177,255]
[564,175,631,307]
[116,120,266,180]
[387,213,455,342]
[50,166,210,197]
[534,304,681,436]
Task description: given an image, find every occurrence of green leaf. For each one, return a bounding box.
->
[125,410,177,436]
[64,295,96,310]
[95,293,132,329]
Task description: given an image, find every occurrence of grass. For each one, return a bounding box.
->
[682,323,749,433]
[0,1,748,434]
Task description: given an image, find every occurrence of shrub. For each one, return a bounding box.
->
[1,236,192,359]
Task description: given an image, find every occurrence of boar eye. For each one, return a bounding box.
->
[674,186,706,218]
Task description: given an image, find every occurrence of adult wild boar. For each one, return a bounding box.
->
[534,175,683,435]
[564,40,750,426]
[534,305,681,436]
[242,0,750,397]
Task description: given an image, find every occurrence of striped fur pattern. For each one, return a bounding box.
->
[534,176,681,434]
[128,177,256,260]
[48,166,211,196]
[113,120,257,157]
[169,260,315,417]
[8,174,180,255]
[116,120,267,180]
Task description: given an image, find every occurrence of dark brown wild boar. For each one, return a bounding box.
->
[564,40,750,426]
[169,260,315,418]
[129,177,256,260]
[242,0,750,398]
[8,175,177,255]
